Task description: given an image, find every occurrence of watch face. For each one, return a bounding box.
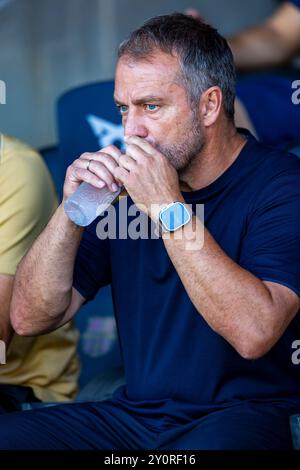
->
[159,202,191,231]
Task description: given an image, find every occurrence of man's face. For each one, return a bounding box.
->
[114,50,204,172]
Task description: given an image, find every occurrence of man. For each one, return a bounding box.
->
[1,13,300,449]
[0,133,79,411]
[187,1,300,147]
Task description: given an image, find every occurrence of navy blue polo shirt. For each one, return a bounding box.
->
[73,134,300,428]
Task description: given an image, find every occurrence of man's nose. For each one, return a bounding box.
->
[123,111,148,139]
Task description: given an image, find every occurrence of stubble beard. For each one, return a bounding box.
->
[154,111,205,172]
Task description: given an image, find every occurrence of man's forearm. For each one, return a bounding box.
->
[10,204,84,334]
[228,3,300,70]
[228,25,289,70]
[162,216,282,358]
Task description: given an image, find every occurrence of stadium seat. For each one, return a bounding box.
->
[57,80,124,169]
[39,145,64,200]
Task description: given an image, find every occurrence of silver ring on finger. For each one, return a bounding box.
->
[86,159,93,172]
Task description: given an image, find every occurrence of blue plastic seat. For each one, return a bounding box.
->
[57,80,124,169]
[39,145,64,200]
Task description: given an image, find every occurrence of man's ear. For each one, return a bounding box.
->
[199,86,222,127]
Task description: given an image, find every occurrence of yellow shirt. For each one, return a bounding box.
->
[0,134,80,402]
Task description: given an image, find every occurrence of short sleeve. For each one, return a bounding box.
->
[72,217,112,302]
[239,158,300,296]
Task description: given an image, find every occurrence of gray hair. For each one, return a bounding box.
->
[118,13,236,121]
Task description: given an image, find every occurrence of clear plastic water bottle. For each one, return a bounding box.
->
[64,182,123,227]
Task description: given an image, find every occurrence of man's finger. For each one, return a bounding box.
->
[114,166,129,185]
[97,145,123,163]
[125,143,148,163]
[79,153,118,172]
[80,150,120,165]
[72,167,106,189]
[125,136,156,156]
[119,153,137,171]
[75,159,118,191]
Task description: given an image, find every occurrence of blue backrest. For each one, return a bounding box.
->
[39,145,64,200]
[56,80,125,388]
[57,80,124,170]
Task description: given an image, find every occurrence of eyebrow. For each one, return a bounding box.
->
[114,95,164,106]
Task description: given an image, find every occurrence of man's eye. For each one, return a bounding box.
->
[145,104,159,112]
[117,105,128,115]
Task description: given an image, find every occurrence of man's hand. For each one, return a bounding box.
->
[63,145,123,200]
[114,136,183,221]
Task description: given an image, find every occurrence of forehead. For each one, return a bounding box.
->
[114,50,185,102]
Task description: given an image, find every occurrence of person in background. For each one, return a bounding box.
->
[186,1,300,148]
[0,133,79,412]
[0,14,299,449]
